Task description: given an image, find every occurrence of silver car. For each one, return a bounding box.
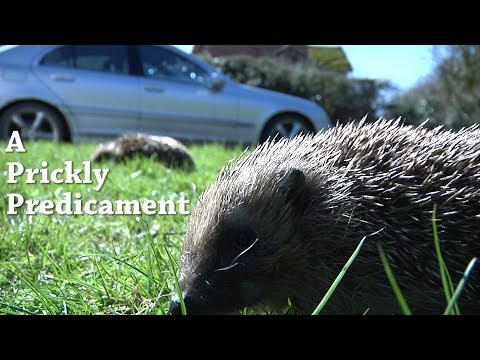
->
[0,45,331,144]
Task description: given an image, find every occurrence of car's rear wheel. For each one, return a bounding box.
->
[0,102,68,141]
[260,113,314,143]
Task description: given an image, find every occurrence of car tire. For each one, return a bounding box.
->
[0,102,68,141]
[260,114,314,143]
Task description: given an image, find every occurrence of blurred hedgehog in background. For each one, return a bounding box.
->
[91,134,195,170]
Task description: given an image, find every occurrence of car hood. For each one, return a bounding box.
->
[233,81,318,108]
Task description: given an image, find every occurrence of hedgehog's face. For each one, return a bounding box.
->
[91,142,116,162]
[170,168,307,315]
[172,220,263,315]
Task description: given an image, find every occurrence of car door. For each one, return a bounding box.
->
[136,45,239,142]
[33,45,140,138]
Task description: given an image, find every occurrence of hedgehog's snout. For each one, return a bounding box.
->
[169,291,209,315]
[167,288,210,315]
[169,294,183,315]
[169,269,263,315]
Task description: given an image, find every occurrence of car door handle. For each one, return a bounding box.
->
[144,85,165,93]
[50,74,75,82]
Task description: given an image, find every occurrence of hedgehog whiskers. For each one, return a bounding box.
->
[214,238,260,273]
[231,238,259,265]
[214,262,239,273]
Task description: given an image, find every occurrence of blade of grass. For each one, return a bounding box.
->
[443,257,477,315]
[0,301,36,315]
[284,297,296,315]
[9,263,58,314]
[93,257,112,299]
[82,253,162,283]
[164,245,187,315]
[312,236,366,315]
[144,224,172,294]
[432,204,460,314]
[377,243,412,315]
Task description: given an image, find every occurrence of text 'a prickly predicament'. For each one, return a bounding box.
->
[3,131,191,216]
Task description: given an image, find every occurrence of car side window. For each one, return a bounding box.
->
[137,45,210,86]
[40,46,74,68]
[40,45,129,75]
[74,45,129,75]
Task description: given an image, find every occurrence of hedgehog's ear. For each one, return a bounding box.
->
[279,168,306,210]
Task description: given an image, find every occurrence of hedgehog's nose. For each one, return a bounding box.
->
[169,297,182,315]
[169,300,182,315]
[169,292,199,315]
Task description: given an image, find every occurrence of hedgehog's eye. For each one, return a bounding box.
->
[235,227,257,248]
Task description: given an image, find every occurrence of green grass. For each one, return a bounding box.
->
[0,140,242,315]
[312,236,366,315]
[377,243,412,315]
[431,204,460,315]
[443,257,477,315]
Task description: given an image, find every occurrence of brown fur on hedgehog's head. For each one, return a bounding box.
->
[171,137,337,314]
[175,168,310,314]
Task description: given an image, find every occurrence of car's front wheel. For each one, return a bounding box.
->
[260,113,314,143]
[0,102,68,141]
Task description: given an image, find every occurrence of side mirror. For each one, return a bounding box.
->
[210,73,225,91]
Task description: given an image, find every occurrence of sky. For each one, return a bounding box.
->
[174,45,438,92]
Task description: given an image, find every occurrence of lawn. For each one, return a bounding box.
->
[0,140,243,315]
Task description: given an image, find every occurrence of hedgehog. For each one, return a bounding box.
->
[91,134,195,170]
[169,118,480,315]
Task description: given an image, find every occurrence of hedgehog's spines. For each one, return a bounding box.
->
[178,118,480,314]
[90,134,195,170]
